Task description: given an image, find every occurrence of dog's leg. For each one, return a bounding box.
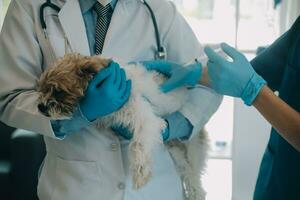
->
[167,141,195,199]
[129,96,166,189]
[113,95,166,189]
[186,130,209,200]
[167,130,209,200]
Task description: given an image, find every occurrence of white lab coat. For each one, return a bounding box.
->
[0,0,222,199]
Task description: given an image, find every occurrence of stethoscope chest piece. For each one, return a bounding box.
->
[141,0,167,60]
[156,46,167,60]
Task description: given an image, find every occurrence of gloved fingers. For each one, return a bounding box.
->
[141,60,172,74]
[115,66,122,88]
[120,80,132,102]
[118,68,126,90]
[113,62,121,85]
[160,77,184,93]
[207,60,221,77]
[220,43,242,61]
[118,70,128,95]
[140,60,156,70]
[207,61,221,90]
[89,67,112,90]
[185,62,202,71]
[207,61,215,78]
[204,46,228,65]
[141,60,163,69]
[103,61,118,86]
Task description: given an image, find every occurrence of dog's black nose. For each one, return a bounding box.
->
[38,104,49,116]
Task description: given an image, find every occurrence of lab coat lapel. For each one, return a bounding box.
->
[101,0,129,57]
[58,0,90,55]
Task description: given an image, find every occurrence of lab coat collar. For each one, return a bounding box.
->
[78,0,118,13]
[97,0,113,7]
[100,0,129,57]
[57,0,132,56]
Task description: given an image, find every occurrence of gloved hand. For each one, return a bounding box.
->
[80,62,132,121]
[204,43,266,105]
[112,122,170,141]
[139,60,202,93]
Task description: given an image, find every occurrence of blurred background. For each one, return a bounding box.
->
[1,0,300,200]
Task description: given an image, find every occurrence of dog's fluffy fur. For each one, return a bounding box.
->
[37,53,208,199]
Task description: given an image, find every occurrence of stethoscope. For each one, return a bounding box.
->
[140,0,167,60]
[40,0,167,60]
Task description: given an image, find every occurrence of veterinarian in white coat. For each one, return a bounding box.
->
[0,0,222,199]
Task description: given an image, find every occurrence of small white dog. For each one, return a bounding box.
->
[37,54,208,199]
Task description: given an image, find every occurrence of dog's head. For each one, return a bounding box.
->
[37,53,109,119]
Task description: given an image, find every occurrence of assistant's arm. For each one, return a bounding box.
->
[205,41,300,151]
[253,86,300,151]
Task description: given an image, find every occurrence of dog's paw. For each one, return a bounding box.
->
[132,163,152,189]
[130,141,152,189]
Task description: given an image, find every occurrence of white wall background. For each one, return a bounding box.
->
[0,0,3,26]
[279,0,300,33]
[232,100,271,200]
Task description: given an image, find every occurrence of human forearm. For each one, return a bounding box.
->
[253,86,300,151]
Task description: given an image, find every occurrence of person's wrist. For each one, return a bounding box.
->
[252,85,268,107]
[78,104,95,123]
[241,73,267,106]
[199,67,209,86]
[79,104,95,122]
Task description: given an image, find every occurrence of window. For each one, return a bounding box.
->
[0,0,3,27]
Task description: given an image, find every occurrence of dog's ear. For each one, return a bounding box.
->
[77,56,108,77]
[77,66,98,77]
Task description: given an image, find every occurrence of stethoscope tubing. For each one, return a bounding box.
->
[40,0,61,30]
[141,0,164,56]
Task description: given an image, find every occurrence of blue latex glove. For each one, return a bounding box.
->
[140,60,202,93]
[80,62,132,121]
[204,43,266,105]
[112,122,170,141]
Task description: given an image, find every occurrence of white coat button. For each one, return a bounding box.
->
[111,143,118,151]
[118,182,125,190]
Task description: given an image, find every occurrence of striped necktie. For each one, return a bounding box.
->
[93,2,113,55]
